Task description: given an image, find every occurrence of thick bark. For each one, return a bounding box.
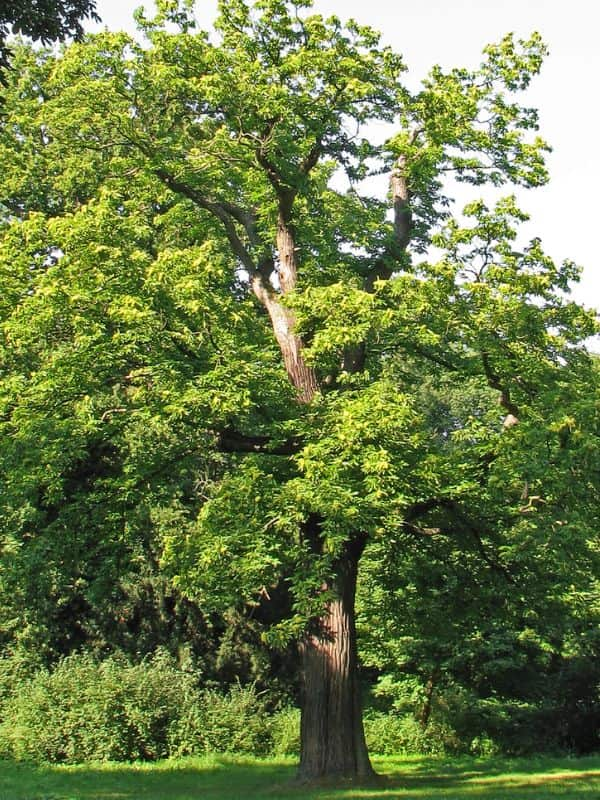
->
[418,667,440,729]
[250,206,320,403]
[252,274,318,403]
[298,537,375,782]
[276,209,298,294]
[391,155,412,253]
[365,151,412,291]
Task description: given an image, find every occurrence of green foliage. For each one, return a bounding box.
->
[363,711,460,756]
[269,706,301,757]
[0,639,598,764]
[0,0,99,87]
[0,651,290,764]
[0,651,200,762]
[356,362,600,756]
[1,0,98,45]
[170,683,274,758]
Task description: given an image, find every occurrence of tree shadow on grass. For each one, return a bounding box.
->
[283,756,600,799]
[314,755,600,799]
[1,756,599,800]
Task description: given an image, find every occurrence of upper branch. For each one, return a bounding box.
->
[154,168,257,274]
[300,138,323,176]
[366,146,416,291]
[390,153,412,253]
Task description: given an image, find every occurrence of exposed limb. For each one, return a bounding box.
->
[390,152,412,253]
[255,148,289,197]
[248,140,320,399]
[152,163,316,401]
[151,131,320,401]
[251,273,319,403]
[365,138,417,291]
[276,208,299,293]
[153,168,258,274]
[300,138,323,176]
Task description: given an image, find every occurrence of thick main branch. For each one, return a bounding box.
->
[152,165,318,403]
[252,273,318,403]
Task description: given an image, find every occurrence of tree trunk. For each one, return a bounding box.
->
[297,538,375,782]
[418,666,440,729]
[253,282,318,403]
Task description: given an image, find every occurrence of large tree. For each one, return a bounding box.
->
[0,0,597,782]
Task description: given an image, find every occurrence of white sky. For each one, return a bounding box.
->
[88,0,599,337]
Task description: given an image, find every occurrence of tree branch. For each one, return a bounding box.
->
[153,168,257,274]
[365,147,416,291]
[300,139,323,176]
[404,497,516,584]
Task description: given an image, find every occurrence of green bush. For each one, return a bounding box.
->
[0,650,201,763]
[169,683,272,757]
[363,710,462,755]
[0,649,285,764]
[0,651,286,764]
[270,706,300,756]
[0,651,40,718]
[6,648,540,764]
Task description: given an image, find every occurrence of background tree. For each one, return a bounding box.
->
[357,364,600,754]
[0,0,99,88]
[0,0,597,782]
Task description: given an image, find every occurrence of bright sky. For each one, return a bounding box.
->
[88,0,599,336]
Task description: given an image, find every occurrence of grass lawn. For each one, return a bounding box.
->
[1,754,599,799]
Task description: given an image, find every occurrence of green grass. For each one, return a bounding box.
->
[1,754,599,799]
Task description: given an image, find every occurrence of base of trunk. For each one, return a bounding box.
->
[294,768,381,787]
[296,765,379,786]
[297,537,375,783]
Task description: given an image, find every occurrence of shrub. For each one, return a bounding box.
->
[0,650,40,718]
[363,710,462,755]
[0,650,201,763]
[169,683,272,757]
[1,650,284,764]
[270,706,300,756]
